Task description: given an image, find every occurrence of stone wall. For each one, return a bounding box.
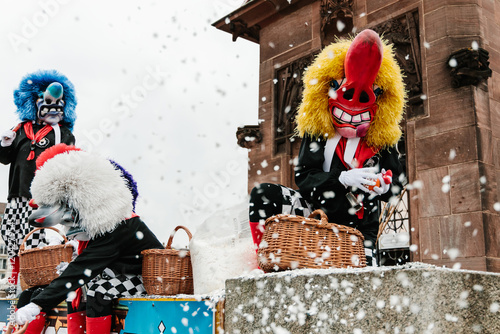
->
[224,264,500,333]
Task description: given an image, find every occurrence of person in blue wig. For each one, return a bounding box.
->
[0,70,77,297]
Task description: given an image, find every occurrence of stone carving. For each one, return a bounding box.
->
[447,47,492,88]
[320,0,354,45]
[229,19,260,42]
[236,125,262,149]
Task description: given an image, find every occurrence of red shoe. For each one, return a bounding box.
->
[249,222,265,251]
[86,315,111,334]
[67,311,86,334]
[24,312,46,334]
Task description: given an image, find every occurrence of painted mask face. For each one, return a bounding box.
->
[28,202,87,240]
[36,82,65,125]
[328,29,383,138]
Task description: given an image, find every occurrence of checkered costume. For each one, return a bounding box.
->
[0,122,74,259]
[87,268,145,300]
[249,184,313,222]
[65,267,146,318]
[1,197,46,257]
[31,216,163,317]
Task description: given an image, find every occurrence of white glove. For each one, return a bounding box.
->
[339,167,378,193]
[65,239,79,257]
[65,239,79,251]
[371,169,392,195]
[15,302,41,325]
[1,130,16,147]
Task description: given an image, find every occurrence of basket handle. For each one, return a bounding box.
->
[166,225,192,250]
[19,226,68,252]
[308,209,329,226]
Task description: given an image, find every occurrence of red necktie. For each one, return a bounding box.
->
[23,122,53,160]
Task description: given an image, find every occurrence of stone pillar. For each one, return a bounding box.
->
[402,1,499,272]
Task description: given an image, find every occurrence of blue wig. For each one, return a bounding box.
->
[13,69,77,131]
[109,160,139,211]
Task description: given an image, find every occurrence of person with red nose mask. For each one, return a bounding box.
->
[249,29,406,266]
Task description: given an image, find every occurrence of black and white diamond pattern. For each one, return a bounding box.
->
[158,321,166,334]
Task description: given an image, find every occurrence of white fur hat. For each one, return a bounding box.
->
[30,150,133,239]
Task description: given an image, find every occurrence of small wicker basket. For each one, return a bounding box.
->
[141,225,194,296]
[258,209,367,272]
[19,227,74,288]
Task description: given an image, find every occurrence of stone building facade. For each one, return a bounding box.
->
[214,0,500,272]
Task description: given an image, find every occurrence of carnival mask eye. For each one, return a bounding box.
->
[329,79,344,98]
[374,86,383,97]
[330,79,343,91]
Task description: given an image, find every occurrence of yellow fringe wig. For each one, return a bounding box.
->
[295,36,406,149]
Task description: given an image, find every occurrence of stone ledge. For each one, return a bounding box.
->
[224,263,500,333]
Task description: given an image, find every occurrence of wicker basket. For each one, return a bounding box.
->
[19,227,74,288]
[141,226,194,296]
[258,209,367,272]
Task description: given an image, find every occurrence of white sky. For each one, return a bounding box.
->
[0,0,259,246]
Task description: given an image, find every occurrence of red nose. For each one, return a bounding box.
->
[335,29,383,110]
[29,199,39,209]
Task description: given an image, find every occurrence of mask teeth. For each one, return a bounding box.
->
[361,111,371,121]
[341,112,352,122]
[333,107,371,125]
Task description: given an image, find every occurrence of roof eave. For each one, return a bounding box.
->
[212,0,296,43]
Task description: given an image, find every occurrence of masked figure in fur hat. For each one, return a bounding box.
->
[13,144,164,334]
[249,29,406,266]
[0,70,77,289]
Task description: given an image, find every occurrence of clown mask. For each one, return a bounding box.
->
[28,202,90,241]
[328,29,383,138]
[36,82,65,125]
